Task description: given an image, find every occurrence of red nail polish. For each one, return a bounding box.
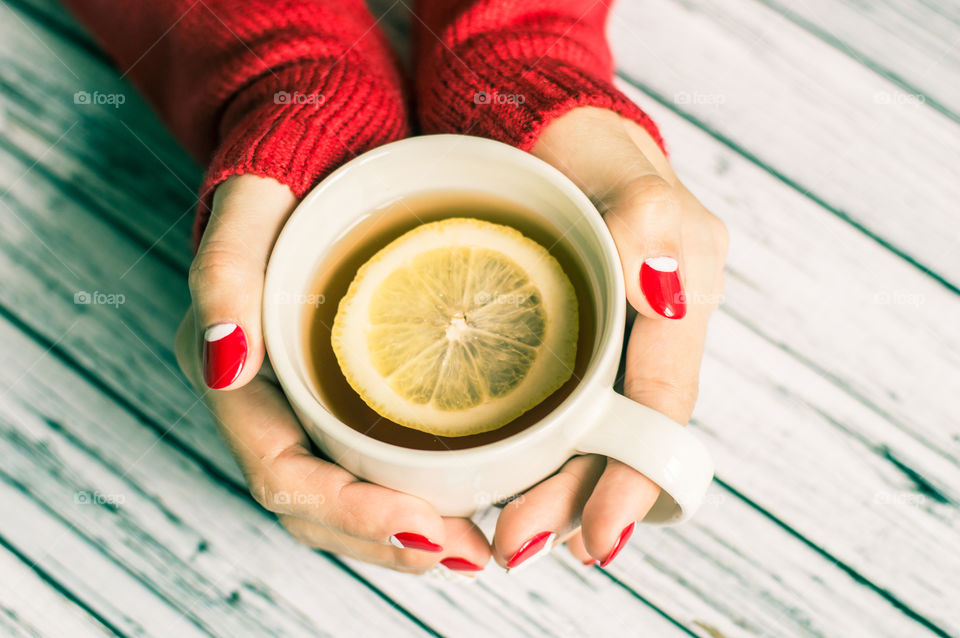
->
[600,521,636,568]
[203,323,247,389]
[640,257,686,319]
[440,557,484,572]
[506,531,556,570]
[390,532,443,552]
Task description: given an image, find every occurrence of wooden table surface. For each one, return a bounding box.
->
[1,1,957,636]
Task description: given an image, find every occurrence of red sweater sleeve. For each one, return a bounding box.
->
[412,0,664,152]
[61,0,409,247]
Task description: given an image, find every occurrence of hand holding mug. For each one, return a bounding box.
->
[176,176,491,574]
[492,107,729,568]
[262,132,717,572]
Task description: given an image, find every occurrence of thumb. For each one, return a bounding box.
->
[603,173,687,320]
[188,175,299,390]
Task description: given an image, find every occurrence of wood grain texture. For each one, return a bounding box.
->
[0,273,687,637]
[0,317,431,638]
[0,540,115,638]
[0,0,197,272]
[0,55,940,638]
[0,0,957,636]
[618,80,960,634]
[609,0,960,289]
[619,77,960,493]
[758,0,960,119]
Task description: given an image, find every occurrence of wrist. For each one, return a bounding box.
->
[530,107,675,198]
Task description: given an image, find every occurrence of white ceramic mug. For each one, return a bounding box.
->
[263,135,714,523]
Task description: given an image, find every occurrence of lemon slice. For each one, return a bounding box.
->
[331,217,578,437]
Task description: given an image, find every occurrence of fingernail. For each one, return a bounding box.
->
[640,257,686,319]
[600,521,636,568]
[582,558,598,567]
[506,531,556,572]
[203,323,247,389]
[389,532,443,553]
[440,557,485,572]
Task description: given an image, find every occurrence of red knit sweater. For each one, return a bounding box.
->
[62,0,663,247]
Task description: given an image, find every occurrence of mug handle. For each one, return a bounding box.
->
[574,390,715,524]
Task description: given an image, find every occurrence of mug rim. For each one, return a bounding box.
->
[263,134,627,466]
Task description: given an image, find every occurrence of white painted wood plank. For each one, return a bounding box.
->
[0,320,430,638]
[609,485,925,638]
[609,0,960,288]
[617,78,960,495]
[614,82,960,633]
[0,0,196,270]
[0,476,208,638]
[0,542,114,638]
[0,307,690,637]
[353,485,929,638]
[700,313,960,615]
[759,0,960,116]
[345,553,689,638]
[4,0,93,44]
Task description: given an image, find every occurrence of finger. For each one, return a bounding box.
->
[434,517,493,574]
[492,454,605,572]
[183,314,448,548]
[577,297,713,568]
[210,379,447,546]
[188,175,298,390]
[581,459,659,568]
[278,515,429,574]
[603,173,687,321]
[279,515,492,575]
[563,529,596,567]
[178,310,478,559]
[623,300,711,425]
[528,108,686,320]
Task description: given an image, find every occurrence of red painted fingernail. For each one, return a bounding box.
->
[203,323,247,389]
[640,257,686,319]
[600,521,636,568]
[506,531,556,571]
[440,557,484,572]
[389,532,443,553]
[583,558,598,567]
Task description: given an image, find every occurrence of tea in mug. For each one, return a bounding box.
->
[302,191,597,450]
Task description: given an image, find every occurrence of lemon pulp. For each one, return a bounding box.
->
[331,218,578,437]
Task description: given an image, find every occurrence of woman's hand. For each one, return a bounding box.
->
[176,175,491,573]
[490,107,729,570]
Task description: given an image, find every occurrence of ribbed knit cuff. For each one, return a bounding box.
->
[419,56,665,155]
[194,63,409,249]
